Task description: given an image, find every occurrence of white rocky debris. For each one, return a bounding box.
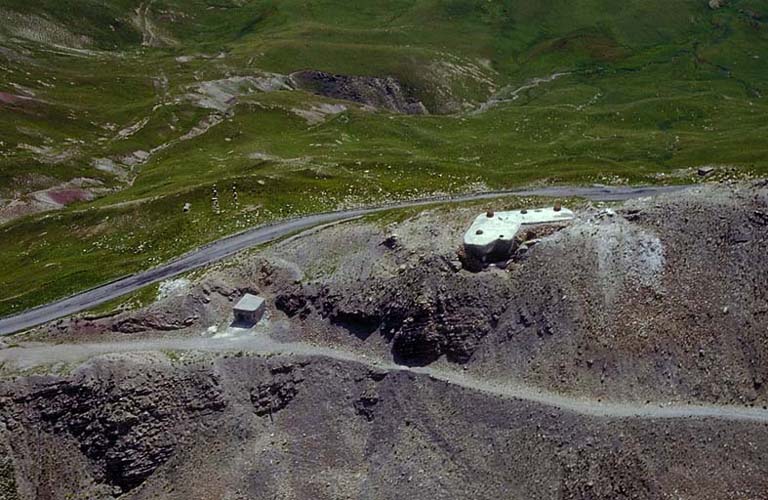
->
[463,206,575,260]
[157,278,191,300]
[188,74,293,112]
[291,103,348,125]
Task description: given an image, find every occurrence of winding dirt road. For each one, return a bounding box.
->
[2,333,766,424]
[0,184,689,335]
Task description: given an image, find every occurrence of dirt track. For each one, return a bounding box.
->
[4,335,768,423]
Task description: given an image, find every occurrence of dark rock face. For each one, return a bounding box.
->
[3,355,768,499]
[275,285,311,318]
[291,70,428,114]
[250,363,305,417]
[0,357,313,497]
[4,363,226,494]
[276,256,510,366]
[353,395,379,422]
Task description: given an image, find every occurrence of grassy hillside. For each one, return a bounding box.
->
[0,0,767,316]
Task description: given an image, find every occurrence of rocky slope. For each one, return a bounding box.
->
[2,352,768,499]
[7,182,768,498]
[34,182,768,409]
[291,70,428,115]
[267,182,768,405]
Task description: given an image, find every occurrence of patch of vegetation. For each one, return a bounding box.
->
[85,282,160,317]
[162,349,183,364]
[0,442,20,500]
[0,0,766,315]
[365,195,589,226]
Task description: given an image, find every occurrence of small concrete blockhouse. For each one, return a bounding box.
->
[233,294,266,325]
[464,206,574,261]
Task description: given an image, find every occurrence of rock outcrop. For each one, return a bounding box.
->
[276,253,510,365]
[3,358,227,494]
[2,353,768,499]
[0,355,314,498]
[290,70,428,114]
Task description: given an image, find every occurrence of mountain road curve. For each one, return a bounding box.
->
[0,184,690,335]
[2,332,768,424]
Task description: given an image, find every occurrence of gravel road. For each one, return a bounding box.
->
[3,332,766,423]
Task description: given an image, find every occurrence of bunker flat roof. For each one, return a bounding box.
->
[233,293,265,312]
[464,207,575,249]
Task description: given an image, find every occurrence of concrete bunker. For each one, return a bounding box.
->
[233,294,266,325]
[463,206,574,264]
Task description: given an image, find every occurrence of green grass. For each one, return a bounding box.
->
[84,282,160,317]
[0,0,767,316]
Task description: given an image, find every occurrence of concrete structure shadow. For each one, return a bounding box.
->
[229,319,257,330]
